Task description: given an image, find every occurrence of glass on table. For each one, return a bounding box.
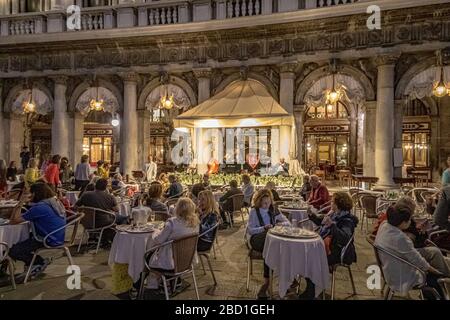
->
[150,210,156,222]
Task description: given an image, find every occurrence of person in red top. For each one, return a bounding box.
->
[307,175,330,209]
[44,154,61,191]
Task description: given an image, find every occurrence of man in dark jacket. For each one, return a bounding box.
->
[219,180,243,227]
[164,175,183,199]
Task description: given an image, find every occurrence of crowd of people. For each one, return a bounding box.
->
[1,149,450,300]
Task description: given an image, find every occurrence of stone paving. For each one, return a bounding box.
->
[0,212,421,301]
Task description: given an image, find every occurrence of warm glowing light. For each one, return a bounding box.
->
[327,90,340,104]
[175,127,189,133]
[111,119,120,127]
[239,118,259,127]
[327,104,334,112]
[198,119,221,128]
[433,82,447,98]
[24,102,35,113]
[90,98,104,111]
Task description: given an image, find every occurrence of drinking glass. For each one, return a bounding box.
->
[150,211,156,222]
[292,219,298,228]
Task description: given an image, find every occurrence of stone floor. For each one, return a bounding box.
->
[0,211,421,301]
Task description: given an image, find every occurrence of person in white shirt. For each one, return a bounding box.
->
[143,197,199,291]
[247,188,290,299]
[275,158,289,176]
[241,174,254,206]
[375,205,450,299]
[144,155,157,182]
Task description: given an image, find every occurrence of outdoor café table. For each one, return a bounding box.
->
[351,175,379,190]
[0,222,30,258]
[278,205,315,230]
[65,191,80,207]
[263,231,329,298]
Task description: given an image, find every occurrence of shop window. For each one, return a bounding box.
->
[306,101,349,120]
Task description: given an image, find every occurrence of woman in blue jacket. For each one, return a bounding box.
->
[197,190,219,252]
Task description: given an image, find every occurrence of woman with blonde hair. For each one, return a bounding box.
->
[247,188,290,299]
[197,190,219,252]
[24,158,40,189]
[143,197,199,290]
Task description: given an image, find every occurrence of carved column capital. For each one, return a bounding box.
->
[50,75,69,86]
[374,53,401,67]
[279,62,297,74]
[120,72,139,83]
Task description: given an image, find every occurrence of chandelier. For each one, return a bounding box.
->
[89,86,104,111]
[433,51,449,98]
[23,88,36,114]
[158,86,176,110]
[324,59,343,107]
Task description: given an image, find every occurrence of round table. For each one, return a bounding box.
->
[0,222,30,259]
[278,206,315,230]
[263,231,329,298]
[108,230,154,283]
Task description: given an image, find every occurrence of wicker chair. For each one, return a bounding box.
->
[229,194,246,227]
[152,210,171,222]
[24,211,84,284]
[0,242,16,289]
[139,233,200,300]
[197,222,220,286]
[76,206,116,254]
[359,194,379,231]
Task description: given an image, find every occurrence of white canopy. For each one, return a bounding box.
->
[174,79,293,128]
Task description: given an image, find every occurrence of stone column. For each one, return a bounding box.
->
[11,0,19,14]
[0,81,5,161]
[430,115,440,181]
[51,76,70,157]
[50,0,64,10]
[363,101,377,177]
[374,54,399,188]
[350,112,358,167]
[194,68,212,104]
[294,105,305,167]
[120,73,139,176]
[279,63,296,114]
[8,114,24,163]
[279,125,291,161]
[137,109,150,172]
[69,112,84,169]
[393,99,404,178]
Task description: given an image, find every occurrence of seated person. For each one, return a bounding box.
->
[111,173,127,191]
[307,175,330,209]
[144,182,169,214]
[163,175,183,199]
[241,174,255,207]
[372,197,428,248]
[274,158,289,176]
[8,183,66,278]
[300,192,358,299]
[300,174,312,201]
[247,189,290,299]
[74,178,127,230]
[197,190,219,252]
[265,181,281,202]
[142,198,199,291]
[433,186,450,231]
[191,174,211,199]
[375,205,450,300]
[219,180,243,227]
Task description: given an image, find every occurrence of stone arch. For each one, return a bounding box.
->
[213,72,279,101]
[68,78,123,114]
[4,82,54,114]
[395,56,436,100]
[295,64,375,110]
[138,75,197,111]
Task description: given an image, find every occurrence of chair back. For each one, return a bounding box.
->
[77,206,116,231]
[172,233,199,274]
[438,279,450,300]
[198,222,220,252]
[366,234,387,282]
[0,241,10,261]
[368,236,427,289]
[407,188,438,204]
[6,190,21,201]
[42,211,85,248]
[152,210,171,222]
[339,233,355,265]
[231,193,244,213]
[360,194,379,218]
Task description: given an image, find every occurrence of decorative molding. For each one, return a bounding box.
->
[120,72,139,83]
[193,68,213,79]
[50,75,68,86]
[374,53,402,67]
[279,62,298,74]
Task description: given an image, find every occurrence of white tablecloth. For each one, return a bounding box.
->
[0,223,30,259]
[65,191,80,207]
[108,231,153,282]
[263,232,329,298]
